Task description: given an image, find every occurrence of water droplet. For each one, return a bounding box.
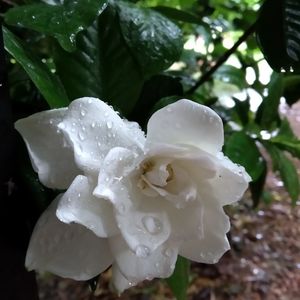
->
[88,99,92,104]
[97,142,101,147]
[91,122,96,128]
[80,110,86,117]
[49,119,54,125]
[106,121,112,129]
[104,112,109,117]
[135,245,150,258]
[142,216,162,234]
[163,248,173,258]
[78,193,81,198]
[78,132,85,141]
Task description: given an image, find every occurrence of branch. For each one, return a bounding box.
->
[186,22,257,95]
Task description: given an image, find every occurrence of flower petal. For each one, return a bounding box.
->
[146,99,224,154]
[209,153,251,205]
[26,196,113,280]
[179,201,230,264]
[58,97,145,175]
[112,264,132,293]
[56,175,118,238]
[15,109,80,189]
[109,236,178,283]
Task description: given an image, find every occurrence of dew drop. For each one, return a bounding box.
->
[163,248,173,258]
[142,216,162,234]
[49,119,54,125]
[104,112,109,117]
[106,121,112,129]
[91,122,96,128]
[78,193,81,198]
[135,245,150,258]
[78,132,85,141]
[80,110,86,117]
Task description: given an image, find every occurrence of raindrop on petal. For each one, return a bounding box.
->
[142,216,162,235]
[135,245,150,258]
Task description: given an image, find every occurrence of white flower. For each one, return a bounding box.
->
[16,98,250,292]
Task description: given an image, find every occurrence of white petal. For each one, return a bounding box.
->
[146,99,224,154]
[112,264,132,293]
[116,202,171,255]
[209,153,251,205]
[109,236,178,283]
[15,109,80,189]
[26,196,113,280]
[56,175,118,238]
[179,201,230,264]
[58,97,145,175]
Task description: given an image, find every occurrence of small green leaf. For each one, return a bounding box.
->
[214,65,246,89]
[117,1,183,76]
[224,131,265,182]
[166,256,190,300]
[3,27,69,108]
[5,0,108,51]
[250,162,267,208]
[270,119,300,159]
[265,142,300,205]
[256,72,283,129]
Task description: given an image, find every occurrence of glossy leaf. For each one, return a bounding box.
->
[165,256,190,300]
[3,27,69,108]
[224,131,265,182]
[256,0,300,73]
[256,73,283,129]
[152,6,203,24]
[53,5,144,116]
[117,1,183,76]
[5,0,108,52]
[264,142,300,205]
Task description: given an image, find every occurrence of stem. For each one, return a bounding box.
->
[186,22,257,95]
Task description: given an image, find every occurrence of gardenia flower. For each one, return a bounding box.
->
[16,98,250,292]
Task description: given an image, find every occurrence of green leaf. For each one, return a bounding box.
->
[53,4,144,116]
[129,75,183,127]
[250,161,267,208]
[165,256,190,300]
[224,131,265,182]
[117,1,183,76]
[265,142,300,205]
[256,0,300,73]
[283,75,300,105]
[3,27,69,108]
[214,65,246,89]
[152,6,203,24]
[5,0,108,52]
[255,72,283,129]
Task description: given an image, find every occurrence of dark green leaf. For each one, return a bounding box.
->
[256,0,300,73]
[53,5,144,116]
[224,131,265,182]
[232,96,250,126]
[5,0,108,51]
[165,256,190,300]
[250,161,267,208]
[3,27,69,108]
[283,75,300,105]
[264,142,300,205]
[255,73,283,129]
[117,1,183,76]
[152,6,203,24]
[129,75,183,127]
